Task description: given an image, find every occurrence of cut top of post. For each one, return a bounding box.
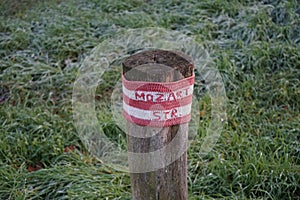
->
[122,49,194,80]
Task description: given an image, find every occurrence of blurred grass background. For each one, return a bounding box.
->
[0,0,299,199]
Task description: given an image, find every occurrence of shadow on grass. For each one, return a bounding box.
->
[0,0,61,16]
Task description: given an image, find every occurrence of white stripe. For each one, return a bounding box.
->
[123,101,192,121]
[123,85,194,102]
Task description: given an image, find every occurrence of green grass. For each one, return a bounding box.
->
[0,0,299,199]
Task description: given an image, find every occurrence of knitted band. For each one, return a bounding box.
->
[122,74,194,127]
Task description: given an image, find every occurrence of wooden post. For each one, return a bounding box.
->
[122,49,194,200]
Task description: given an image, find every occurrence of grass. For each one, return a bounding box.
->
[0,0,299,199]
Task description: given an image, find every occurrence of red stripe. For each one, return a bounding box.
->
[123,94,192,110]
[122,74,195,92]
[123,110,191,127]
[122,74,194,127]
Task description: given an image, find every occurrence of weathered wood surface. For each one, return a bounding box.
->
[122,49,194,200]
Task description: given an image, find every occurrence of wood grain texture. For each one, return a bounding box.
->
[122,49,194,200]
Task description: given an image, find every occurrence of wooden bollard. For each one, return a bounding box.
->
[122,49,194,200]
